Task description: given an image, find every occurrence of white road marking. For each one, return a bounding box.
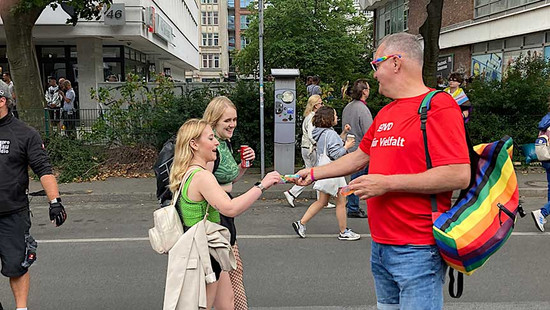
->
[36,231,550,243]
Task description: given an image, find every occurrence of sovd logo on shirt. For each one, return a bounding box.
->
[0,140,10,154]
[377,122,394,132]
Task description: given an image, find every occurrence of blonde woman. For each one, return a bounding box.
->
[203,96,255,309]
[169,119,280,309]
[283,95,334,209]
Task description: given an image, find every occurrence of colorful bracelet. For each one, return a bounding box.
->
[310,168,315,181]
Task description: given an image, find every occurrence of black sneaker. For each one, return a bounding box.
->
[347,209,368,218]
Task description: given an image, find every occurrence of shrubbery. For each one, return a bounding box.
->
[466,56,550,149]
[48,56,550,181]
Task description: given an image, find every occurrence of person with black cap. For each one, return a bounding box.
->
[0,80,67,310]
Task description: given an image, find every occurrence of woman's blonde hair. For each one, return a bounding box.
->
[203,96,237,128]
[169,118,209,193]
[304,95,321,116]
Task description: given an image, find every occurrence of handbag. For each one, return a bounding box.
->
[148,179,185,254]
[313,130,346,197]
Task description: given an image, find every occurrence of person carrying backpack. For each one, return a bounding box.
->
[293,33,470,309]
[532,97,550,232]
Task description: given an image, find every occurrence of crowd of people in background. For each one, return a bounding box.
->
[44,76,77,137]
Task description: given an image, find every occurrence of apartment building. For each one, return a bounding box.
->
[0,0,200,110]
[361,0,550,80]
[187,0,254,82]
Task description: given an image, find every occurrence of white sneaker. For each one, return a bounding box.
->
[292,221,306,238]
[283,191,295,208]
[531,209,547,232]
[324,203,336,209]
[338,228,361,241]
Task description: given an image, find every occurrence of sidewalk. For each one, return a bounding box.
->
[29,167,550,203]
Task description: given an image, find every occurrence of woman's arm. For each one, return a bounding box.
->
[193,170,280,217]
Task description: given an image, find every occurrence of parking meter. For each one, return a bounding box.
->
[271,69,300,174]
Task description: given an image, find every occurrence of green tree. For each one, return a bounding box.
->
[234,0,372,84]
[0,0,111,128]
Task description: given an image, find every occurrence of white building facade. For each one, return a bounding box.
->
[0,0,200,110]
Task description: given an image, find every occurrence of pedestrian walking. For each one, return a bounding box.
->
[444,72,472,122]
[342,79,373,218]
[291,106,360,241]
[283,95,334,209]
[2,72,17,118]
[203,96,255,309]
[307,76,322,97]
[532,97,550,232]
[0,80,67,310]
[168,118,280,309]
[293,32,470,309]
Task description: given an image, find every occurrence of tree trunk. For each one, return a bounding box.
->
[1,2,46,130]
[419,0,444,88]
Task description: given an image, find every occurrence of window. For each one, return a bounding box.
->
[213,12,218,25]
[202,54,220,68]
[202,12,207,24]
[474,0,544,18]
[202,12,218,25]
[376,0,408,42]
[241,37,250,48]
[201,0,218,3]
[240,0,253,8]
[240,15,250,29]
[202,33,219,46]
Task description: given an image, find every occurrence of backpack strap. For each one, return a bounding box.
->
[418,89,464,299]
[418,90,442,213]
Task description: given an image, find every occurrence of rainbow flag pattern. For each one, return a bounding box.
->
[433,136,519,275]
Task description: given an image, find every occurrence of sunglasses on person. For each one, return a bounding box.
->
[370,54,402,72]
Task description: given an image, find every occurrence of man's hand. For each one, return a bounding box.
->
[348,174,391,200]
[293,168,313,186]
[49,200,67,227]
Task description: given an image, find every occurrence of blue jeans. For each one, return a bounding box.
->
[371,241,447,310]
[541,162,550,217]
[346,165,368,213]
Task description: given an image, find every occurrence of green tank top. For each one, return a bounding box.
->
[213,137,240,185]
[178,168,221,227]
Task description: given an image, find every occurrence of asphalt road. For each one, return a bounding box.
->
[1,196,549,309]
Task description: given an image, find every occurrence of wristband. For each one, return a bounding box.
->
[310,168,315,181]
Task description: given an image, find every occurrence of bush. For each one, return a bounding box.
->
[45,134,104,183]
[466,55,550,150]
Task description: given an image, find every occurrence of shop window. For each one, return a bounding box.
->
[488,39,503,52]
[41,47,65,58]
[473,42,486,53]
[103,46,121,58]
[525,33,544,46]
[505,36,523,49]
[104,62,122,82]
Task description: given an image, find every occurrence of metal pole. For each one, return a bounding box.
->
[259,0,265,178]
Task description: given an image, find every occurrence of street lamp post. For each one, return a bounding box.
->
[259,0,265,178]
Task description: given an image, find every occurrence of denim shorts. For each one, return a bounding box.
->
[370,241,447,310]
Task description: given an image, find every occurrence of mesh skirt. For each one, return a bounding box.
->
[229,243,248,309]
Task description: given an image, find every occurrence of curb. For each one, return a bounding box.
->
[54,187,548,204]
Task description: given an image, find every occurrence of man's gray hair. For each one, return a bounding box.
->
[379,33,424,65]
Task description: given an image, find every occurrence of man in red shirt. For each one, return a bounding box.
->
[295,32,470,309]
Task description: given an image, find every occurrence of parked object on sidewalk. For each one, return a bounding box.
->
[421,91,519,298]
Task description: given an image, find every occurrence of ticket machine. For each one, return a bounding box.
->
[271,68,300,174]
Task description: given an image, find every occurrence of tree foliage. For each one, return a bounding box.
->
[0,0,111,128]
[467,55,550,146]
[234,0,372,84]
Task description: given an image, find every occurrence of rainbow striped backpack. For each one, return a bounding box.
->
[419,91,519,297]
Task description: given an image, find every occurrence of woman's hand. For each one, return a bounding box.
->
[344,139,355,150]
[241,147,255,166]
[261,171,282,190]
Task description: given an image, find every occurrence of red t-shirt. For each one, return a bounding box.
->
[358,91,470,245]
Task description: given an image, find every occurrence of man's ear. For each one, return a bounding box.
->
[393,57,402,72]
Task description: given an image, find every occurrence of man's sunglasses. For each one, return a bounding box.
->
[370,54,402,72]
